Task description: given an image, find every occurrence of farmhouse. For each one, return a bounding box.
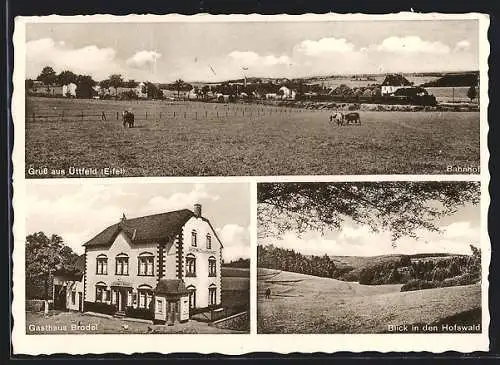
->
[278,86,297,100]
[53,204,223,325]
[53,254,85,311]
[62,83,77,97]
[381,74,413,95]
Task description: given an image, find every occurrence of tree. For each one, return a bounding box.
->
[56,70,78,86]
[75,75,96,99]
[108,74,124,89]
[258,182,480,242]
[26,232,79,299]
[37,66,57,85]
[125,79,138,88]
[467,85,477,102]
[25,79,34,90]
[144,82,164,99]
[172,79,193,97]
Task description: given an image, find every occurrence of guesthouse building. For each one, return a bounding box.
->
[53,204,223,325]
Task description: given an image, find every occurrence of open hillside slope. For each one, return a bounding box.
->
[257,268,481,334]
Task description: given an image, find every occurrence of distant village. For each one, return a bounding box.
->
[26,66,479,106]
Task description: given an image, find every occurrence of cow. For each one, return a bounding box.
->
[344,112,361,125]
[329,112,345,126]
[122,110,135,128]
[265,288,271,299]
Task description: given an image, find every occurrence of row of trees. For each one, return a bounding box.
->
[26,66,97,98]
[26,232,81,300]
[358,246,480,286]
[258,245,343,279]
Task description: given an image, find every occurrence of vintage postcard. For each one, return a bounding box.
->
[11,12,490,355]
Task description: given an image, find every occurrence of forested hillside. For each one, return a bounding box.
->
[257,244,481,291]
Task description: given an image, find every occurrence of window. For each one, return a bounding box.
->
[71,291,76,305]
[186,254,196,277]
[95,283,107,303]
[208,256,217,277]
[115,254,129,275]
[191,230,197,247]
[138,286,153,309]
[206,234,212,249]
[138,253,154,276]
[187,286,196,309]
[157,299,163,314]
[96,255,108,275]
[209,285,217,306]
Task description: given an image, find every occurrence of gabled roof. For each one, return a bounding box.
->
[381,74,412,87]
[156,279,188,295]
[83,209,194,247]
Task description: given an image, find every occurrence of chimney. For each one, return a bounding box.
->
[193,204,202,218]
[121,213,127,222]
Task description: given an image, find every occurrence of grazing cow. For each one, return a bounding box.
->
[265,288,271,299]
[344,112,361,125]
[122,110,135,128]
[329,112,344,126]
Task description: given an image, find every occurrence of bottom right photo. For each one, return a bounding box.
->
[257,181,482,334]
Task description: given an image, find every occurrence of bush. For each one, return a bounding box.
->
[84,301,117,315]
[125,306,153,320]
[441,273,480,287]
[400,279,439,292]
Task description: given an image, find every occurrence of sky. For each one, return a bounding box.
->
[26,182,250,262]
[258,202,481,257]
[25,19,479,83]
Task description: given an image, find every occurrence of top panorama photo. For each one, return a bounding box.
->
[22,17,483,178]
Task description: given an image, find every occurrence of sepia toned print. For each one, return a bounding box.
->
[22,17,483,177]
[12,12,490,355]
[257,181,483,334]
[24,182,250,334]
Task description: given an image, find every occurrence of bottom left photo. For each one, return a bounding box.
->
[24,181,250,334]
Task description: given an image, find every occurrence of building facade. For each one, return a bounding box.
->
[54,204,223,324]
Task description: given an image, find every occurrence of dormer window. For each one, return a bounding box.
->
[115,253,129,275]
[191,230,197,247]
[206,234,212,249]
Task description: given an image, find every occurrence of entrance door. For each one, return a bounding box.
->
[167,300,179,325]
[78,292,83,312]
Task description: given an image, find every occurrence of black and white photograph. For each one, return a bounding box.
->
[22,16,483,177]
[24,182,250,334]
[257,181,483,334]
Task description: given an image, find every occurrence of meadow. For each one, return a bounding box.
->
[25,97,480,177]
[257,268,481,334]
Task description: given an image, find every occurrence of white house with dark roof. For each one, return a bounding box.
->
[381,74,413,95]
[59,204,222,325]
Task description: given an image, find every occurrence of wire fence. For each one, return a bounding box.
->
[27,106,306,123]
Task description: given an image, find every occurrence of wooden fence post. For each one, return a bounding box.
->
[160,112,162,119]
[195,112,197,120]
[205,111,208,118]
[174,111,176,117]
[146,111,148,120]
[61,111,64,122]
[116,111,119,120]
[81,111,84,121]
[33,113,35,122]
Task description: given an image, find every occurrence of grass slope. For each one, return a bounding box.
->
[26,97,479,176]
[257,268,481,334]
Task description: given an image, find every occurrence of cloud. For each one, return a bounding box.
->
[294,37,355,56]
[126,50,162,68]
[373,36,451,54]
[216,224,250,262]
[26,38,121,80]
[228,51,291,66]
[140,184,220,215]
[454,40,471,52]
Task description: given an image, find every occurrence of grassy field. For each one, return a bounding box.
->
[222,267,250,313]
[257,268,481,334]
[426,87,476,103]
[25,96,479,176]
